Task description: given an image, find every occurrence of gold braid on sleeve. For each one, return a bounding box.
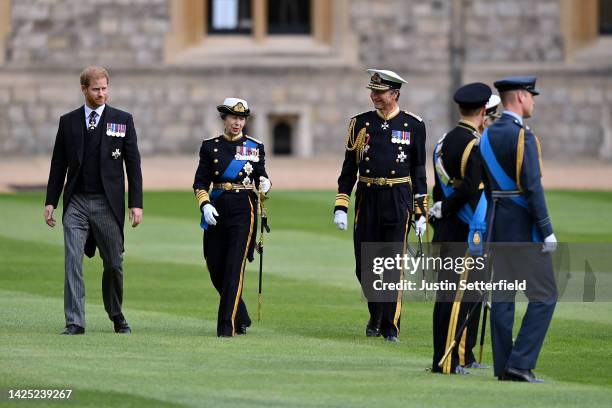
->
[195,189,210,207]
[344,117,367,164]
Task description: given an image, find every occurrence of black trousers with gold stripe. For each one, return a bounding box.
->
[203,191,255,337]
[353,183,412,338]
[431,222,482,373]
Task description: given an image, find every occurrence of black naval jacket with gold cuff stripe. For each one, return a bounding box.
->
[335,108,427,215]
[432,119,483,218]
[193,133,269,209]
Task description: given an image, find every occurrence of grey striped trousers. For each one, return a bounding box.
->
[62,193,123,328]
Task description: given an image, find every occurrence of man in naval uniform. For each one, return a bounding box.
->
[480,76,557,382]
[333,69,428,343]
[429,82,492,374]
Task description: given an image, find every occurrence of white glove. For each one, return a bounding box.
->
[542,233,557,253]
[415,215,426,237]
[202,203,219,226]
[259,176,271,193]
[430,201,442,219]
[334,210,348,231]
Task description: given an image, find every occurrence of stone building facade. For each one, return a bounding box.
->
[0,0,611,159]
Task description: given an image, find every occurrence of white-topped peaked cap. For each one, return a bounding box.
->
[485,94,501,116]
[366,69,408,91]
[485,94,501,110]
[217,97,250,117]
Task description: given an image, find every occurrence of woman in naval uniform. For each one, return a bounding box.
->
[193,97,271,337]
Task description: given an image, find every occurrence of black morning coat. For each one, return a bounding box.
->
[45,105,143,257]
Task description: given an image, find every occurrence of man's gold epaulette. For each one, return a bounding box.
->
[405,111,423,122]
[246,135,263,144]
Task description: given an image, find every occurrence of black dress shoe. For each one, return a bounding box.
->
[112,313,131,334]
[501,367,544,383]
[385,336,400,343]
[366,327,381,337]
[61,324,84,335]
[236,324,248,335]
[365,320,381,337]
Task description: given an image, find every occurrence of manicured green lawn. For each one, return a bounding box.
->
[0,190,611,407]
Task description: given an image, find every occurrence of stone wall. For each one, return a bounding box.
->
[464,0,564,62]
[6,0,168,69]
[463,67,612,159]
[350,0,451,69]
[0,67,451,159]
[0,0,611,160]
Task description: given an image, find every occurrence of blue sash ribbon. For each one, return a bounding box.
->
[200,139,258,230]
[480,128,541,242]
[433,139,488,256]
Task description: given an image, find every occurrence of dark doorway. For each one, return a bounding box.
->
[273,121,293,155]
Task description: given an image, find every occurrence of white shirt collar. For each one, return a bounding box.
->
[84,104,105,121]
[502,110,523,126]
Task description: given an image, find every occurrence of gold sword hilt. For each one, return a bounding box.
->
[438,340,457,368]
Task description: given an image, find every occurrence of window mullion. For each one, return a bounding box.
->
[254,0,267,43]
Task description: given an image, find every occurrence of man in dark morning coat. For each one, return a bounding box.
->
[44,66,143,335]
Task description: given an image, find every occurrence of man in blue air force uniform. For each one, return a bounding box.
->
[480,76,557,383]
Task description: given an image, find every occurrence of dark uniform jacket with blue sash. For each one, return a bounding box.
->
[193,133,268,260]
[193,134,267,207]
[481,113,553,243]
[334,109,427,216]
[432,120,484,243]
